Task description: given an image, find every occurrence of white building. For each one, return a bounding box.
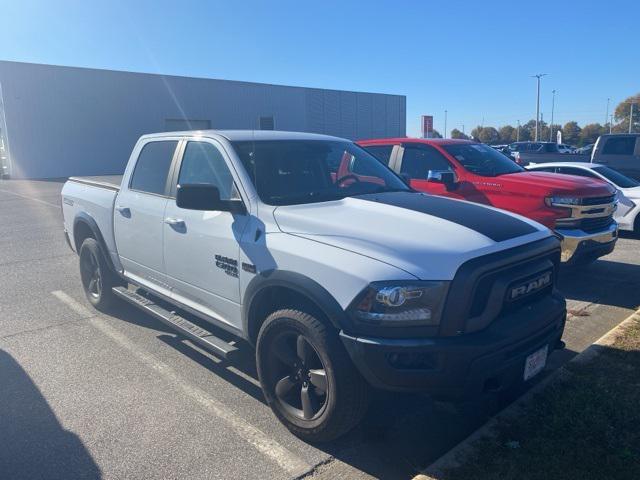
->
[0,61,406,179]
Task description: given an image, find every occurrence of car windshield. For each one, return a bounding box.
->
[232,140,410,205]
[593,166,640,188]
[443,143,524,177]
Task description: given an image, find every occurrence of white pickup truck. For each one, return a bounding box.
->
[61,130,567,441]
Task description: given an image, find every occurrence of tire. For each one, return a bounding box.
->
[256,309,369,442]
[78,238,120,311]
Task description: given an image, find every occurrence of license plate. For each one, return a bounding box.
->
[523,345,548,381]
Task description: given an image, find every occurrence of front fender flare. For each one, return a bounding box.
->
[242,270,348,341]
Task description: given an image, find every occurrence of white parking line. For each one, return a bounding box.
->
[52,290,94,317]
[51,290,310,477]
[0,188,61,208]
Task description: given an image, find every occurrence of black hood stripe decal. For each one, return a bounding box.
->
[357,192,538,242]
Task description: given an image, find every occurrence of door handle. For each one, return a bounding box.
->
[164,217,185,227]
[115,206,131,217]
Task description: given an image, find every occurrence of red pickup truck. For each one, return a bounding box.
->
[358,138,618,265]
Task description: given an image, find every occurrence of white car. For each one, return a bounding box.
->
[557,144,575,154]
[527,162,640,233]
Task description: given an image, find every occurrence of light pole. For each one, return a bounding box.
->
[605,97,610,130]
[549,89,556,142]
[610,114,614,134]
[532,74,547,141]
[444,110,448,139]
[517,120,520,142]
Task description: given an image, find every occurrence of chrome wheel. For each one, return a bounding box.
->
[270,332,328,420]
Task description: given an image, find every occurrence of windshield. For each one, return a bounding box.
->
[443,143,524,177]
[232,140,410,205]
[593,166,640,188]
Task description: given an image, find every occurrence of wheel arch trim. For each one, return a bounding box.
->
[242,270,347,344]
[73,212,117,273]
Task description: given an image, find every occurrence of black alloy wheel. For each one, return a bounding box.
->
[270,331,328,420]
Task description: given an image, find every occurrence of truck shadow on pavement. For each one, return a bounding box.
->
[104,298,580,479]
[558,259,640,310]
[0,349,102,480]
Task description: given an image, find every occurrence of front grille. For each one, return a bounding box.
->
[581,194,615,206]
[440,237,562,337]
[468,255,557,319]
[580,215,614,233]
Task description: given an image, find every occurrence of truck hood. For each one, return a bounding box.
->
[272,192,551,280]
[498,171,616,197]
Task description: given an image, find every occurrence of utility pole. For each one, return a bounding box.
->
[630,103,635,133]
[444,110,448,139]
[549,90,556,142]
[605,97,610,130]
[532,74,547,141]
[517,120,520,142]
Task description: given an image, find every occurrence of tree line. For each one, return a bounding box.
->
[449,93,639,146]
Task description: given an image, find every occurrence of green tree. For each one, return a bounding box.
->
[498,125,516,143]
[562,121,581,145]
[478,127,500,144]
[539,120,549,144]
[470,126,483,141]
[614,93,640,132]
[517,125,532,142]
[430,129,442,139]
[547,124,562,143]
[450,128,469,140]
[579,123,605,146]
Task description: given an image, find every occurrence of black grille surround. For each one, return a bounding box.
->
[580,215,615,233]
[581,194,616,206]
[341,236,563,340]
[439,236,562,337]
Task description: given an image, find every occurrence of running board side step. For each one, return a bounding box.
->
[112,286,239,361]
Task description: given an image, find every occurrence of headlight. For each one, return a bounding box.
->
[347,281,449,327]
[545,196,581,207]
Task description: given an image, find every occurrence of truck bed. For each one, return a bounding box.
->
[68,175,123,191]
[61,176,121,270]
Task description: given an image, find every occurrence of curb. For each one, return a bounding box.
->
[414,307,640,480]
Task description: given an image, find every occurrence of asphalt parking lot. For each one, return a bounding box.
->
[1,179,639,480]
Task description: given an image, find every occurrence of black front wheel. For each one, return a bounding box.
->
[256,309,369,442]
[79,238,120,311]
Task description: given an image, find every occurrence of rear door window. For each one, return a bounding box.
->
[129,141,178,195]
[602,136,636,155]
[363,145,394,165]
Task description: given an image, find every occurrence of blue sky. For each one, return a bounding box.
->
[1,0,637,137]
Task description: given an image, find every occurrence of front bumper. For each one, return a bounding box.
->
[340,293,566,399]
[556,222,618,263]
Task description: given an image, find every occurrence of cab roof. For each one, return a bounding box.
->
[358,137,477,146]
[140,129,347,143]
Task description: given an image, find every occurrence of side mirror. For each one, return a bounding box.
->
[176,184,245,213]
[427,170,457,188]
